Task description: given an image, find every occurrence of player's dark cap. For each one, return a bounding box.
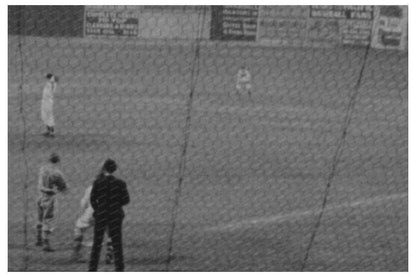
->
[102,159,117,174]
[46,73,58,82]
[49,153,60,164]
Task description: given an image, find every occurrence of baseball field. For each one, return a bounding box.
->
[8,36,407,271]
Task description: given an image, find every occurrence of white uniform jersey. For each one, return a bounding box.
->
[38,163,65,196]
[37,163,66,232]
[237,69,251,83]
[41,81,56,126]
[42,82,56,105]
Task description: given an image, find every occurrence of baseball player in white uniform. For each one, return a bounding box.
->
[236,66,252,97]
[72,183,113,263]
[36,153,67,252]
[41,73,58,137]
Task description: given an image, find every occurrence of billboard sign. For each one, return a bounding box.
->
[85,6,139,37]
[210,6,259,41]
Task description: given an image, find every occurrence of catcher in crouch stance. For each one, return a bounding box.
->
[71,182,114,264]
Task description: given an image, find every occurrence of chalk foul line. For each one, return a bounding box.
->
[203,192,407,233]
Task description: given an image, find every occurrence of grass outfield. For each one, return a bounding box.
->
[8,36,407,271]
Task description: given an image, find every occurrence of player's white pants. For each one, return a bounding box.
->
[41,100,54,127]
[74,207,94,237]
[37,194,58,233]
[236,81,252,92]
[74,207,111,247]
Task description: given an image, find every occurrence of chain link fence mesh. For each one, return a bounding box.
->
[8,5,407,271]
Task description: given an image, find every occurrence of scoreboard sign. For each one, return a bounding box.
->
[85,7,139,37]
[210,6,259,41]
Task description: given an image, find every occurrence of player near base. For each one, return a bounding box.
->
[41,73,59,137]
[36,153,68,252]
[72,183,114,264]
[236,66,252,97]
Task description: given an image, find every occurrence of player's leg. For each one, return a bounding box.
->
[42,111,50,137]
[48,108,55,137]
[41,104,50,137]
[41,197,55,252]
[44,126,54,137]
[236,82,243,99]
[42,103,55,137]
[36,224,43,246]
[72,209,94,261]
[36,198,44,246]
[72,226,88,261]
[108,218,124,271]
[105,231,114,265]
[246,83,252,98]
[49,126,55,137]
[88,219,106,271]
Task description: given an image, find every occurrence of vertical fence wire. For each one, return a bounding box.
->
[165,6,207,271]
[16,6,30,271]
[301,24,374,271]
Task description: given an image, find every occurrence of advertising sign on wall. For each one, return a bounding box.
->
[138,7,210,40]
[339,18,373,45]
[309,6,374,46]
[308,18,340,45]
[85,6,139,37]
[310,5,373,20]
[372,6,407,50]
[257,6,309,46]
[210,6,259,41]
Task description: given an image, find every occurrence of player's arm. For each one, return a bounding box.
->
[38,167,45,192]
[236,70,242,82]
[57,169,68,190]
[246,71,251,81]
[119,181,130,206]
[52,172,68,193]
[90,181,99,210]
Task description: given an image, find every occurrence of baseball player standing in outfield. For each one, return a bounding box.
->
[41,73,59,137]
[89,159,130,272]
[71,181,114,264]
[36,153,68,252]
[236,65,252,98]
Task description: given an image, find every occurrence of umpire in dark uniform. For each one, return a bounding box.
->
[89,159,130,271]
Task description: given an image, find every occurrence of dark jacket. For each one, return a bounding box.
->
[90,174,130,219]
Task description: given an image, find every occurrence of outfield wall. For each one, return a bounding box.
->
[8,5,408,50]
